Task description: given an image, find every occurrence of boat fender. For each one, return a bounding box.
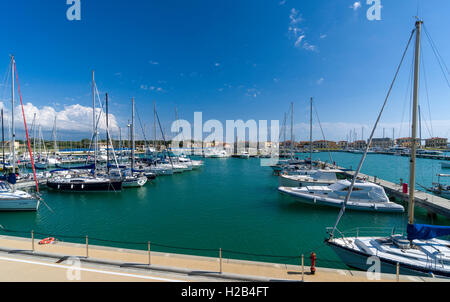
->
[310,252,316,275]
[39,237,56,245]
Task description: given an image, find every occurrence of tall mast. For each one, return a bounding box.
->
[290,102,294,159]
[418,105,422,148]
[11,55,15,174]
[1,108,4,171]
[53,117,57,155]
[283,112,287,155]
[392,128,395,147]
[92,70,96,172]
[32,113,36,158]
[408,20,422,225]
[153,101,157,150]
[106,93,109,172]
[309,97,313,169]
[119,127,122,163]
[131,98,135,171]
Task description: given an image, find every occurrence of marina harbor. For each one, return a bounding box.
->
[1,1,450,287]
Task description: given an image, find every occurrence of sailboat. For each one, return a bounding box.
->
[0,55,41,211]
[47,71,122,192]
[326,20,450,278]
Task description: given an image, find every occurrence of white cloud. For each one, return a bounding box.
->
[149,60,159,65]
[140,84,163,92]
[303,42,317,52]
[320,34,327,39]
[0,102,119,135]
[350,2,362,11]
[316,77,324,85]
[279,0,286,5]
[294,35,305,47]
[288,8,317,52]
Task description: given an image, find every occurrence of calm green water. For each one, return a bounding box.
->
[0,152,449,269]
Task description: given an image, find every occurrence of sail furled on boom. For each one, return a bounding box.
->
[407,224,450,241]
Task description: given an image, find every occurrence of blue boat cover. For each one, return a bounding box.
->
[407,223,450,241]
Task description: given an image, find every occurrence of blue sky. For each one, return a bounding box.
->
[0,0,449,141]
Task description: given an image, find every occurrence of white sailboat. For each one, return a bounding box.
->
[0,55,41,211]
[326,20,450,278]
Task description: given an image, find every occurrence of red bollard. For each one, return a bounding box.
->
[310,252,316,275]
[402,183,408,194]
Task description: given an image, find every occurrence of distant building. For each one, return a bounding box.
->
[396,137,420,148]
[350,140,367,149]
[338,141,348,150]
[313,140,337,149]
[425,137,448,149]
[370,138,393,149]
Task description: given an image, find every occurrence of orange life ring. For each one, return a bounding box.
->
[39,237,56,245]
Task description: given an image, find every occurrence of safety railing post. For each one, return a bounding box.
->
[396,262,400,282]
[148,241,151,266]
[301,254,304,282]
[86,235,89,258]
[219,248,222,274]
[31,230,34,252]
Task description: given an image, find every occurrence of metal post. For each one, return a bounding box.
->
[31,230,34,252]
[396,262,400,282]
[301,254,304,282]
[219,248,222,274]
[148,241,151,266]
[86,235,89,258]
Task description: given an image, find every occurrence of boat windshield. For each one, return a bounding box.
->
[0,182,10,192]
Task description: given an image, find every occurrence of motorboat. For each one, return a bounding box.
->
[278,169,343,187]
[239,151,250,159]
[122,175,148,188]
[0,181,40,211]
[279,180,404,213]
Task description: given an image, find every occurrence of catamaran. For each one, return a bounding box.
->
[326,20,450,278]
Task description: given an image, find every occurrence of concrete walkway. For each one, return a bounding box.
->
[0,235,444,282]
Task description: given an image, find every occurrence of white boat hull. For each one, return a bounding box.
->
[326,237,450,278]
[326,239,435,277]
[0,198,39,211]
[278,187,404,213]
[123,177,147,188]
